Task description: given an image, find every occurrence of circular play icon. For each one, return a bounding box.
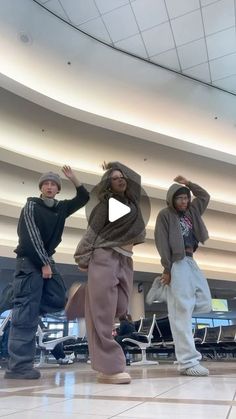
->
[85,176,151,237]
[108,197,131,222]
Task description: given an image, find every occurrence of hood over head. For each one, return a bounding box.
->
[166,183,191,209]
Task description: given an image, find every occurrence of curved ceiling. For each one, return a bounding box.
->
[35,0,236,95]
[0,0,236,288]
[0,0,236,163]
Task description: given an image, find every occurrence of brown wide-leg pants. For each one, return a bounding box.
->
[85,248,133,375]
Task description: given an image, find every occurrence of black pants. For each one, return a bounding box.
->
[8,257,66,372]
[51,343,65,360]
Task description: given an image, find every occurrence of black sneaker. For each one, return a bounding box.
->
[4,368,41,379]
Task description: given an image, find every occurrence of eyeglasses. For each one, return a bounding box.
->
[175,196,189,202]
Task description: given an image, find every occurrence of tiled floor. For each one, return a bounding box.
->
[0,362,236,418]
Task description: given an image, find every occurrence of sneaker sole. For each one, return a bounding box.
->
[97,376,131,384]
[4,372,40,380]
[180,370,209,377]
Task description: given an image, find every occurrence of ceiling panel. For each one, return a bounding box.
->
[165,0,200,19]
[210,53,236,81]
[201,0,235,36]
[59,0,99,25]
[142,22,175,56]
[214,74,236,94]
[184,62,211,83]
[151,48,181,71]
[170,10,204,46]
[177,38,208,70]
[94,0,129,14]
[42,0,68,20]
[131,0,168,31]
[206,27,236,61]
[78,17,111,43]
[114,33,148,59]
[102,4,139,42]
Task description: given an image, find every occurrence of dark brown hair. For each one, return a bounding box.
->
[97,168,134,202]
[119,313,133,322]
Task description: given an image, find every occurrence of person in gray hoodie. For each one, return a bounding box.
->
[150,175,212,376]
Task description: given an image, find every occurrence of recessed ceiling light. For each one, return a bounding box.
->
[18,32,32,45]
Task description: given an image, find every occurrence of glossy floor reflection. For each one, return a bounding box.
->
[0,362,236,418]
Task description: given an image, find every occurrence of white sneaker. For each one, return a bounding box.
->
[146,276,167,305]
[58,356,73,365]
[180,364,209,376]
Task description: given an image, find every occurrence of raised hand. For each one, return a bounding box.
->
[62,165,74,179]
[62,165,81,187]
[102,161,109,170]
[174,175,189,186]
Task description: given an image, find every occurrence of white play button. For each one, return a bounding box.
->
[108,197,131,222]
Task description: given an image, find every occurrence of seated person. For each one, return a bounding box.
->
[115,313,136,351]
[50,342,74,364]
[38,319,74,364]
[0,314,73,365]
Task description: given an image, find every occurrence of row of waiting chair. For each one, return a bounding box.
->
[0,312,77,367]
[2,313,235,366]
[194,325,236,345]
[193,324,236,359]
[122,315,236,364]
[122,314,174,365]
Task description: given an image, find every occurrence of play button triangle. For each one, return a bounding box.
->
[108,197,131,222]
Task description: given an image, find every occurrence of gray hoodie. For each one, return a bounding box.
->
[74,162,146,269]
[154,182,210,273]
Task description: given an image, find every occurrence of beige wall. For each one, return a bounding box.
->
[0,88,236,282]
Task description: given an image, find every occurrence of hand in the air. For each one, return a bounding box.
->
[174,175,189,186]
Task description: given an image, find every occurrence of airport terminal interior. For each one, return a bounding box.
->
[1,0,236,417]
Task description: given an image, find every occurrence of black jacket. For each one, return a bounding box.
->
[118,319,136,336]
[15,185,89,268]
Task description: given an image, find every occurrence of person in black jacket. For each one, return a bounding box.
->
[5,166,89,380]
[115,314,136,355]
[116,314,136,342]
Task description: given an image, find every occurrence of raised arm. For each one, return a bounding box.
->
[174,175,210,215]
[62,165,89,216]
[62,165,81,188]
[103,161,141,201]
